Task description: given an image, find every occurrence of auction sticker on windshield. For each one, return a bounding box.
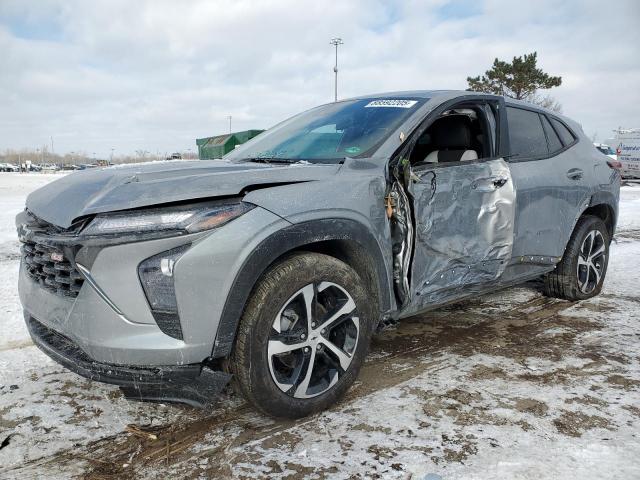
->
[365,99,418,108]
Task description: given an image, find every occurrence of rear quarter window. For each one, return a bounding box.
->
[550,117,576,146]
[506,106,548,158]
[540,115,563,153]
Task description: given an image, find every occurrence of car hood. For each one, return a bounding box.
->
[25,160,340,228]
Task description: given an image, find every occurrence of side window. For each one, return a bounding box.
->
[506,106,548,158]
[550,117,576,146]
[408,103,496,165]
[540,115,563,153]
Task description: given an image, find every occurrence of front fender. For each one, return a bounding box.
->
[211,218,393,358]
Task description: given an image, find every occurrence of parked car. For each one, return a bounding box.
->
[39,163,59,171]
[17,91,620,418]
[594,142,617,160]
[0,162,19,172]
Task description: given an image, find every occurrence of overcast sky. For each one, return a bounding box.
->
[1,0,639,157]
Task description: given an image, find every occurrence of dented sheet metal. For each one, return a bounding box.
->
[25,160,339,228]
[406,159,515,309]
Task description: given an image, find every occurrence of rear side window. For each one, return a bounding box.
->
[540,115,563,153]
[550,117,576,146]
[506,106,548,158]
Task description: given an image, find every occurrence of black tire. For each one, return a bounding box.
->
[229,252,376,418]
[544,215,610,301]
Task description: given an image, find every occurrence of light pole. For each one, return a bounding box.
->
[330,37,343,102]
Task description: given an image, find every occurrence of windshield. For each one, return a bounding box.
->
[228,97,425,163]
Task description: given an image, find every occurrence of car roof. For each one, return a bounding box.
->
[342,90,565,116]
[341,90,482,101]
[329,90,583,135]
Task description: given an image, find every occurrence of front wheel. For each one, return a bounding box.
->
[229,252,375,418]
[544,215,610,301]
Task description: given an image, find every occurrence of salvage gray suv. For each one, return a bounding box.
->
[17,91,620,418]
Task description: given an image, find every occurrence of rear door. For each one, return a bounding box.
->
[506,106,591,261]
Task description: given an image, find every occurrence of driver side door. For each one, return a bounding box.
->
[404,97,517,314]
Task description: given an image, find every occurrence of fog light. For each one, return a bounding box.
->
[138,244,190,339]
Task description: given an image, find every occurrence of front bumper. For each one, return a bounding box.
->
[18,206,290,366]
[27,315,231,407]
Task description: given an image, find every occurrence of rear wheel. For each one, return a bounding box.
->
[229,252,375,418]
[544,215,610,300]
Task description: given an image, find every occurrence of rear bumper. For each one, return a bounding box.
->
[26,315,231,408]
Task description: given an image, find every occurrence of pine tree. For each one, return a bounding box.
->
[467,52,562,111]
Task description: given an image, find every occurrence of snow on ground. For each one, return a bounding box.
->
[0,174,66,348]
[0,173,639,479]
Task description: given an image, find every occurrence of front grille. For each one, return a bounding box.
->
[22,241,84,297]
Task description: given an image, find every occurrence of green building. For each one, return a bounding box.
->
[196,129,264,159]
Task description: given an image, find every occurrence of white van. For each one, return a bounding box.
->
[613,128,640,178]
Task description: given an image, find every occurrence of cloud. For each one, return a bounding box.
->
[0,0,638,156]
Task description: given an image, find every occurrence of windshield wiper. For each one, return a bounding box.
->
[246,157,298,164]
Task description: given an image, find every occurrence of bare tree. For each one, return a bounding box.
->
[530,94,563,113]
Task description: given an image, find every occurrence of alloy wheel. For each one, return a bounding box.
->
[267,282,360,399]
[576,229,606,294]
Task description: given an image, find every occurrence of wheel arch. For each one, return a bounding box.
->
[581,191,618,239]
[211,218,393,358]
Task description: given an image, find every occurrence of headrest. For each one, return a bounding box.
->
[430,115,473,150]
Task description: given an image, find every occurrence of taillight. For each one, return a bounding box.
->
[607,160,622,170]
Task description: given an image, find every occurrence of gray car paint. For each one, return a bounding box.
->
[18,90,620,373]
[506,110,594,260]
[25,160,340,228]
[405,158,516,313]
[19,207,290,365]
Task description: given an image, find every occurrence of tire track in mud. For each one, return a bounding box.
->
[7,293,585,478]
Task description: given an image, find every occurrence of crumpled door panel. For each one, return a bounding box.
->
[408,159,515,308]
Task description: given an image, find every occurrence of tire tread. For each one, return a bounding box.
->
[229,252,374,418]
[544,215,609,301]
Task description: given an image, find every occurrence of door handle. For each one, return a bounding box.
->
[492,176,508,188]
[472,175,508,192]
[566,168,584,180]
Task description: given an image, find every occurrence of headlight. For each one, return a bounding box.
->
[82,200,254,236]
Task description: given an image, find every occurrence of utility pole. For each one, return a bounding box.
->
[330,38,343,102]
[227,115,232,134]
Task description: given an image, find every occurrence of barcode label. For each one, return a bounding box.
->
[364,99,418,108]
